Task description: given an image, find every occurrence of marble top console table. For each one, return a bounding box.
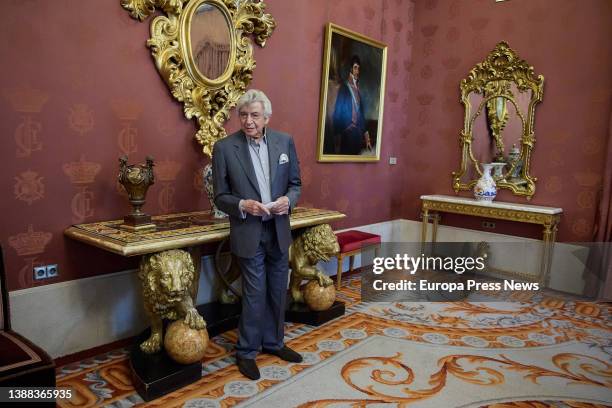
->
[65,207,345,257]
[420,195,563,286]
[64,207,345,401]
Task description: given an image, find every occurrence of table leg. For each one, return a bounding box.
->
[421,208,429,252]
[336,255,343,290]
[540,222,556,287]
[541,221,559,287]
[432,213,440,244]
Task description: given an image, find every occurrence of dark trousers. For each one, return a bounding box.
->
[235,220,289,359]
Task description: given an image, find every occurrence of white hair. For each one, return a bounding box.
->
[236,89,272,117]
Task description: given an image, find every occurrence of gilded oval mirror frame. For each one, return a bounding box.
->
[452,41,544,200]
[121,0,276,158]
[182,0,235,86]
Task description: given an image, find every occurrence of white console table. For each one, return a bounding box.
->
[420,195,563,286]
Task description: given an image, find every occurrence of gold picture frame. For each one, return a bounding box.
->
[121,0,276,158]
[316,23,387,162]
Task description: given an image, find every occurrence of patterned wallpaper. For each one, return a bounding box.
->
[1,0,610,291]
[404,0,612,242]
[0,0,414,290]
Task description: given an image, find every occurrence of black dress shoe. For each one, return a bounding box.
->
[262,346,303,363]
[236,356,260,380]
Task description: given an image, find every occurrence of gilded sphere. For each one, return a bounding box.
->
[164,320,209,364]
[303,280,335,311]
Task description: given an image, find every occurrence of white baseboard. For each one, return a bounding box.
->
[9,256,222,359]
[322,219,586,294]
[9,218,587,358]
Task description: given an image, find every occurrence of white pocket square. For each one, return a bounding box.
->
[279,153,289,164]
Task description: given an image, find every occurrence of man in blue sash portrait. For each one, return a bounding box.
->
[332,55,372,155]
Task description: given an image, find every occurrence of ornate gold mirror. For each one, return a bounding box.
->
[185,1,234,84]
[452,42,544,199]
[121,0,276,158]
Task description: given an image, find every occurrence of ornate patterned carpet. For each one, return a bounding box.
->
[56,276,612,407]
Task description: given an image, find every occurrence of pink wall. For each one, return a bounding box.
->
[404,0,612,241]
[1,0,610,292]
[0,0,414,290]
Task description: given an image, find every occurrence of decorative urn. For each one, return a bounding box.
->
[203,163,227,218]
[473,163,497,202]
[118,156,156,232]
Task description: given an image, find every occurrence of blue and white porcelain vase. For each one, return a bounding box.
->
[203,163,227,218]
[473,163,497,202]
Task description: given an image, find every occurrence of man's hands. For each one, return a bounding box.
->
[241,199,270,217]
[240,196,289,216]
[269,196,289,215]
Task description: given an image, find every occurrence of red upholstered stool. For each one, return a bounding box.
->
[335,230,381,289]
[0,246,55,393]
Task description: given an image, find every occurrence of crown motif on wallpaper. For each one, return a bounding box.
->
[574,171,601,188]
[8,224,52,256]
[417,93,434,106]
[110,98,143,121]
[156,159,181,182]
[4,86,50,113]
[62,155,102,184]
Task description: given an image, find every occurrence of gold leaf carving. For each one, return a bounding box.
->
[452,42,544,199]
[121,0,275,158]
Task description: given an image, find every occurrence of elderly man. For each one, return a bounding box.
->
[212,89,303,380]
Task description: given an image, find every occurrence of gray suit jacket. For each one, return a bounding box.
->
[212,129,302,258]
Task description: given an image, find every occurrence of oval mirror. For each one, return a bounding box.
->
[121,0,275,158]
[189,2,232,82]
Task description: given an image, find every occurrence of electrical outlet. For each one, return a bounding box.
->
[482,221,496,229]
[46,264,59,278]
[389,157,397,165]
[33,264,59,280]
[33,266,47,280]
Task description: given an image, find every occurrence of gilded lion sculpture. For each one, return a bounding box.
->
[138,249,206,354]
[288,224,339,303]
[217,224,340,305]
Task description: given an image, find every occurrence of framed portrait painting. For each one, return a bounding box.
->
[316,23,387,162]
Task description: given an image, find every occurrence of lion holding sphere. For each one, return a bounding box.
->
[217,224,340,305]
[289,224,340,303]
[138,249,206,354]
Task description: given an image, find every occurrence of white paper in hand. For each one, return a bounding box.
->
[265,200,287,215]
